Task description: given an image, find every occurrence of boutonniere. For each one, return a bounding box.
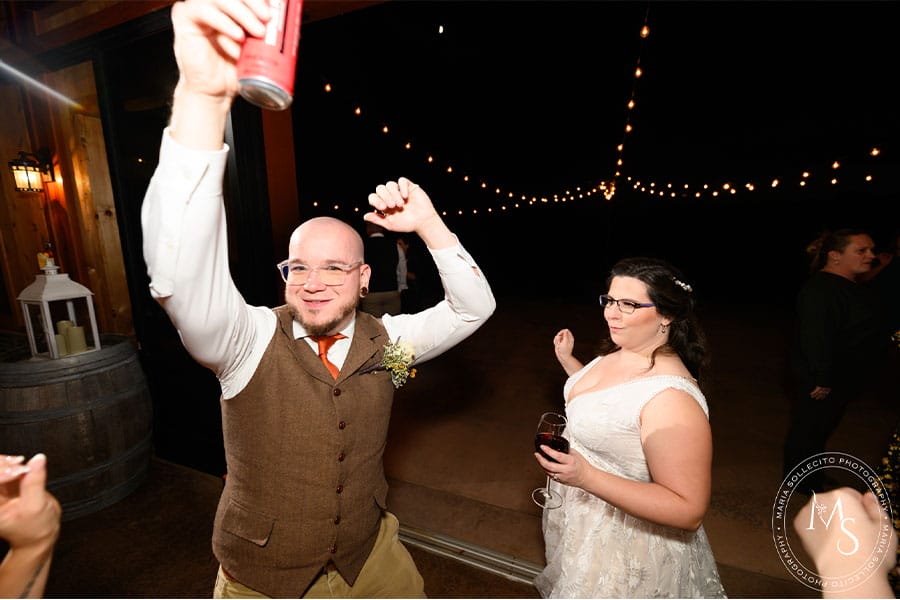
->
[381,339,416,388]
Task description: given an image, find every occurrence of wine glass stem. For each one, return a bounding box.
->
[545,476,552,494]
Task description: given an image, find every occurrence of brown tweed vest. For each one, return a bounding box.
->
[211,307,395,597]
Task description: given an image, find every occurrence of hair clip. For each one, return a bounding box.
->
[672,278,692,293]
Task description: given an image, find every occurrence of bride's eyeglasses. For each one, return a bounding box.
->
[599,294,655,315]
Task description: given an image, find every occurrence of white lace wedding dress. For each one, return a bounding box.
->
[534,356,727,598]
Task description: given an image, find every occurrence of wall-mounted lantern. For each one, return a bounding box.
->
[7,147,54,193]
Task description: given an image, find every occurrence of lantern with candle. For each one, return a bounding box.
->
[16,258,101,359]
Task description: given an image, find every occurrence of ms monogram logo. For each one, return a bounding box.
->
[804,492,861,557]
[771,451,894,593]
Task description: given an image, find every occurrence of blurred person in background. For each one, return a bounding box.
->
[360,222,403,317]
[783,229,888,492]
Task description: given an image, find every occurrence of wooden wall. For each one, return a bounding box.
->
[0,62,135,338]
[0,83,53,330]
[0,1,170,336]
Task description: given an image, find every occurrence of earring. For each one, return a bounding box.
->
[659,323,669,334]
[360,286,368,298]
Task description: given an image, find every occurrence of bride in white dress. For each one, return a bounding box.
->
[533,257,726,598]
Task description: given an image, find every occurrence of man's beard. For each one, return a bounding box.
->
[288,296,359,337]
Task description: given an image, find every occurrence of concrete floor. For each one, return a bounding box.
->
[383,293,900,597]
[34,292,900,598]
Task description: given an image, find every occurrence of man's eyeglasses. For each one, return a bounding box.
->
[599,294,656,314]
[277,261,363,286]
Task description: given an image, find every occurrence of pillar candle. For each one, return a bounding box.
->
[54,333,69,357]
[56,320,74,336]
[66,326,88,354]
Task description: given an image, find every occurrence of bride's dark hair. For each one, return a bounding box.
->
[597,257,709,384]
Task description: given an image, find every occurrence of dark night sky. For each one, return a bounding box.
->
[288,1,899,300]
[294,2,896,183]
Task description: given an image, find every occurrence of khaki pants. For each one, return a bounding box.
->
[213,512,425,598]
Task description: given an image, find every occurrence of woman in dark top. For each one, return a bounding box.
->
[782,228,887,492]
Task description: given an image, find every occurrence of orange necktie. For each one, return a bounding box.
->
[311,334,346,379]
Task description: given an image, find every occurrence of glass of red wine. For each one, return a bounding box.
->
[532,411,569,509]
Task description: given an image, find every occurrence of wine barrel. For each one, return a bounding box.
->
[0,334,153,521]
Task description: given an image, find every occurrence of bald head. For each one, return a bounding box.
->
[289,217,364,263]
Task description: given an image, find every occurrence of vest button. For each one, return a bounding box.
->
[338,452,345,462]
[338,421,346,429]
[334,516,341,525]
[336,484,343,494]
[333,388,341,396]
[330,544,337,554]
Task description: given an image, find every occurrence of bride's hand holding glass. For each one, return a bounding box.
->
[532,412,569,509]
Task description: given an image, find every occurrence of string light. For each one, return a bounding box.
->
[623,147,885,200]
[307,53,888,217]
[608,5,652,201]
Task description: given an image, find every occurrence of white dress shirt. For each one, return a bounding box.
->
[142,128,495,399]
